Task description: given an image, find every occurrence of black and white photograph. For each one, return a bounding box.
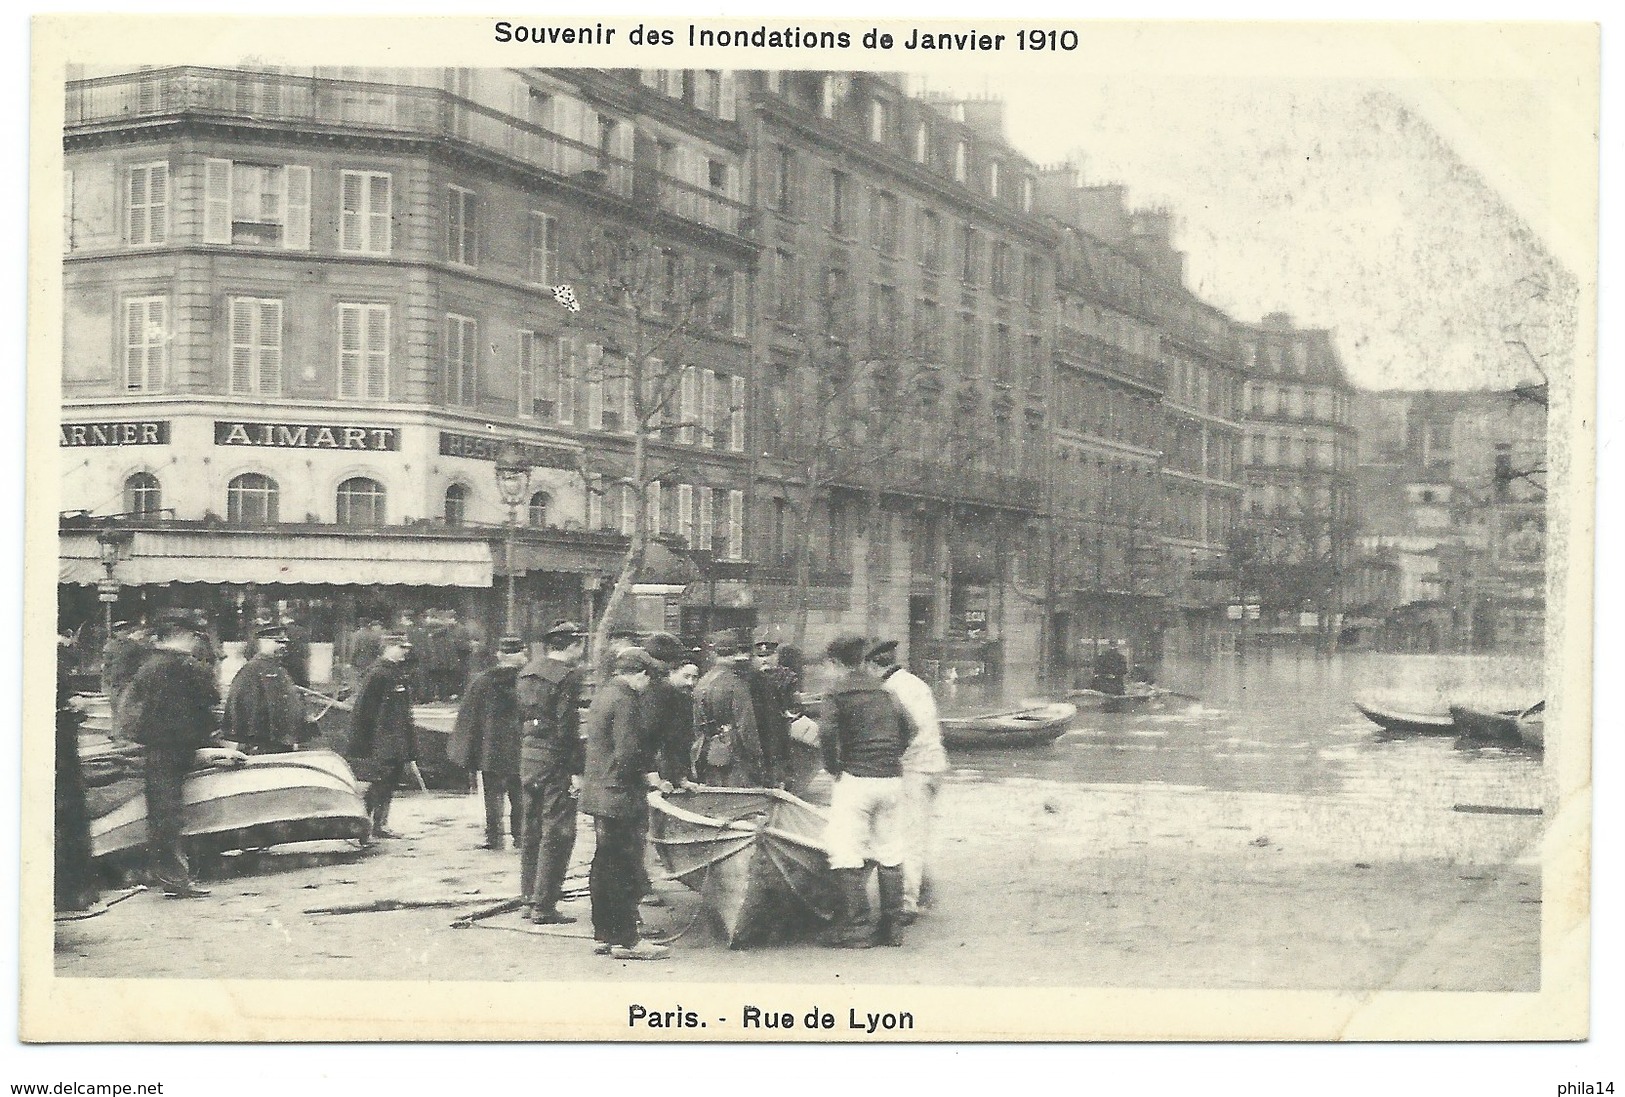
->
[15,11,1605,1059]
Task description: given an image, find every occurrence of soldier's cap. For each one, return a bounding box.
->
[612,646,662,675]
[543,620,588,640]
[864,639,900,665]
[382,631,413,646]
[825,633,869,668]
[706,629,743,657]
[497,635,527,655]
[643,632,686,666]
[153,611,206,640]
[752,629,781,653]
[255,624,289,641]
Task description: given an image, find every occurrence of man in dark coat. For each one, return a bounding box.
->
[1091,640,1130,696]
[450,635,527,850]
[122,613,241,898]
[818,634,916,947]
[55,651,96,912]
[346,632,418,842]
[642,633,698,788]
[516,621,586,924]
[349,619,384,689]
[691,630,770,787]
[750,630,795,787]
[280,615,312,690]
[222,624,311,755]
[581,646,668,960]
[101,620,151,738]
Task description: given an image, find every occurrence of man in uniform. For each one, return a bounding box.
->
[122,612,243,898]
[750,630,795,790]
[516,620,586,925]
[222,623,312,755]
[691,630,769,787]
[346,632,418,842]
[580,646,669,960]
[450,635,527,850]
[865,639,948,923]
[819,634,915,947]
[101,619,152,738]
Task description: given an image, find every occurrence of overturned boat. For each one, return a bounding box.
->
[647,786,834,949]
[90,749,370,860]
[1353,700,1460,737]
[1450,702,1545,752]
[939,701,1077,749]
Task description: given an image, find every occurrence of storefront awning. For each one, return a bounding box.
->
[59,529,493,588]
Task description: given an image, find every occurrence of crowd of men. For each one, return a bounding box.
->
[76,609,950,959]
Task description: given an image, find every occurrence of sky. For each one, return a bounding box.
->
[915,46,1586,393]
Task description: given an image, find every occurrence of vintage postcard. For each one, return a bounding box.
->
[17,12,1600,1056]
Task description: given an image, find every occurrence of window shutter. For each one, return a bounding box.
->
[258,299,283,394]
[698,487,713,550]
[622,375,635,433]
[718,71,737,120]
[557,336,576,424]
[338,303,362,398]
[340,172,363,251]
[148,164,169,244]
[730,375,746,452]
[283,165,311,249]
[701,368,716,446]
[204,159,232,244]
[728,490,744,559]
[677,484,694,542]
[648,482,662,535]
[365,304,389,399]
[518,330,535,417]
[369,173,392,254]
[124,299,146,391]
[621,484,636,535]
[679,365,696,444]
[127,168,146,246]
[646,357,664,429]
[730,271,747,337]
[586,344,604,428]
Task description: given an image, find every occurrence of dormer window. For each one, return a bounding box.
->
[953,141,968,183]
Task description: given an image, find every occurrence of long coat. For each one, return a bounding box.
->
[642,678,694,786]
[222,653,307,750]
[448,664,522,776]
[580,678,652,819]
[692,661,767,786]
[123,649,219,751]
[516,656,584,784]
[347,659,417,766]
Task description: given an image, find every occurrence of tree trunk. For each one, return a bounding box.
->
[591,432,647,675]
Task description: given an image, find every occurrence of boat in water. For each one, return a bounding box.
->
[1450,702,1545,752]
[1353,700,1460,737]
[1068,686,1196,714]
[939,701,1077,749]
[646,786,834,949]
[90,749,370,860]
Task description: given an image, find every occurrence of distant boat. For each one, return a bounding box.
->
[1068,686,1195,714]
[647,786,834,949]
[1450,702,1544,752]
[1353,701,1460,737]
[939,701,1077,749]
[90,749,370,860]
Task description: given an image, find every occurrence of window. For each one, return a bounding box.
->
[336,477,386,526]
[340,170,392,254]
[820,75,838,118]
[870,283,898,356]
[988,160,1001,198]
[127,162,169,246]
[773,249,796,321]
[992,323,1011,382]
[337,302,389,400]
[697,486,714,550]
[959,226,979,284]
[1023,254,1042,307]
[730,271,748,338]
[677,484,694,544]
[829,171,849,235]
[122,296,168,393]
[727,489,744,559]
[227,473,279,524]
[872,191,898,255]
[203,160,310,248]
[916,298,940,361]
[701,368,717,446]
[1021,175,1034,212]
[678,365,698,444]
[868,99,889,143]
[991,242,1011,296]
[444,313,478,407]
[958,313,979,373]
[526,212,557,284]
[913,123,929,164]
[772,147,796,214]
[527,490,551,528]
[728,375,746,452]
[953,141,967,183]
[918,209,943,272]
[447,185,477,266]
[123,472,161,517]
[444,483,468,526]
[228,297,283,396]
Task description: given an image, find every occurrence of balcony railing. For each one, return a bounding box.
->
[833,456,1042,511]
[64,67,754,236]
[1057,326,1164,389]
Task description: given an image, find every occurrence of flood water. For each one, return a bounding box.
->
[953,652,1548,804]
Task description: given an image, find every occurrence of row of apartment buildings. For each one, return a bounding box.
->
[57,65,1361,689]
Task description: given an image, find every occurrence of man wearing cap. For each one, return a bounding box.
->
[222,625,311,755]
[819,633,916,947]
[750,631,796,791]
[866,639,948,923]
[581,646,670,960]
[450,635,528,850]
[347,632,419,842]
[516,621,587,924]
[122,614,243,898]
[641,633,698,788]
[101,620,152,738]
[692,630,770,787]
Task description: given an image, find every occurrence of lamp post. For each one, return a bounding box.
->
[95,523,134,640]
[493,440,532,636]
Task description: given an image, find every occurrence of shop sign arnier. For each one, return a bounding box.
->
[60,420,171,446]
[214,421,401,451]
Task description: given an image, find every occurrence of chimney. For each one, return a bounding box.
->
[958,97,1008,143]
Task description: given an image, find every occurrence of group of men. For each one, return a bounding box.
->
[349,610,477,702]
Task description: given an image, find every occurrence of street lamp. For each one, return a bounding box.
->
[493,440,532,635]
[95,523,134,639]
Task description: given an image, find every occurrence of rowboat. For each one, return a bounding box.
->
[294,686,459,785]
[1068,686,1197,714]
[647,786,834,949]
[1450,702,1544,752]
[1353,701,1459,737]
[90,749,369,860]
[939,701,1077,749]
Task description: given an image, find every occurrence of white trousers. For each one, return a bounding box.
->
[825,774,903,870]
[899,771,942,911]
